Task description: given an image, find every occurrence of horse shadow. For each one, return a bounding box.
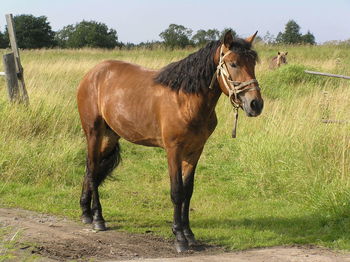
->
[103,208,350,250]
[192,210,350,247]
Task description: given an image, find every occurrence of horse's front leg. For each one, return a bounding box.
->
[167,148,188,252]
[181,148,203,247]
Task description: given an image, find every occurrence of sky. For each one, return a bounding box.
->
[1,0,349,44]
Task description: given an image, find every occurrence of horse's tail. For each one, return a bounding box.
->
[96,142,121,186]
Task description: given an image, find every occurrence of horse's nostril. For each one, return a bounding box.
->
[251,99,258,111]
[250,99,263,113]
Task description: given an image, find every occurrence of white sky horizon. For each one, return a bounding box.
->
[1,0,349,44]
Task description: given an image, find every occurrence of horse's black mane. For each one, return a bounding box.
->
[154,38,258,94]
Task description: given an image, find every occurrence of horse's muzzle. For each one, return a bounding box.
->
[244,98,264,117]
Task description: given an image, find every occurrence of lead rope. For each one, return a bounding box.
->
[221,60,240,138]
[232,104,239,138]
[209,45,240,138]
[209,45,259,138]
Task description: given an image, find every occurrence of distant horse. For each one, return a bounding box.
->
[270,51,288,69]
[77,30,264,252]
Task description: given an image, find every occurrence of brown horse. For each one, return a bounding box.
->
[77,30,263,252]
[269,51,288,69]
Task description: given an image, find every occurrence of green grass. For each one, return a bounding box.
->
[0,225,41,261]
[1,44,350,251]
[0,226,15,261]
[0,226,22,261]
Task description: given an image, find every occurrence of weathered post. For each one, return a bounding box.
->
[5,14,29,105]
[3,53,19,102]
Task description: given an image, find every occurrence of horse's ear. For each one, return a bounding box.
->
[223,30,234,48]
[285,52,288,55]
[245,31,258,44]
[278,51,280,55]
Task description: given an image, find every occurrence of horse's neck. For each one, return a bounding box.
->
[277,56,282,66]
[207,88,222,111]
[187,88,222,119]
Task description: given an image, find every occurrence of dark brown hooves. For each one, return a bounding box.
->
[93,220,107,231]
[185,234,197,247]
[175,239,189,253]
[81,215,93,224]
[184,229,197,247]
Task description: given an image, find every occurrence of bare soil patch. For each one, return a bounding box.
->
[1,207,350,262]
[0,207,222,261]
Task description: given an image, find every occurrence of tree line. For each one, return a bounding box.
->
[0,14,318,49]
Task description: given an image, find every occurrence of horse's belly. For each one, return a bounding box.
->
[104,112,164,148]
[117,126,163,147]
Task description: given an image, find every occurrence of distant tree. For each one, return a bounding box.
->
[276,20,315,45]
[159,24,192,48]
[192,30,208,46]
[275,32,284,44]
[0,31,8,48]
[220,28,238,40]
[302,30,316,45]
[254,35,264,44]
[192,29,220,46]
[121,42,136,49]
[339,39,350,45]
[323,39,350,46]
[55,25,74,48]
[4,14,56,49]
[56,20,118,48]
[278,20,302,44]
[263,31,276,44]
[137,41,163,49]
[206,29,220,41]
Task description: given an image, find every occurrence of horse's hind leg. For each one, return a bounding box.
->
[80,117,104,228]
[80,119,120,230]
[80,157,93,224]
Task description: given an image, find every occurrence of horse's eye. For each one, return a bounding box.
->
[230,62,237,68]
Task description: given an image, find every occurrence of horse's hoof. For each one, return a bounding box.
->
[175,239,188,253]
[185,234,197,247]
[184,229,197,246]
[93,221,107,231]
[81,215,93,224]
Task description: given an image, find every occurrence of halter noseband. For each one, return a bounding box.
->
[209,45,260,138]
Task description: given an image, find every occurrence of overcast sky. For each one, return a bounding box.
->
[1,0,349,44]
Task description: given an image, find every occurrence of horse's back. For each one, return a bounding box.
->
[78,60,155,90]
[77,60,167,146]
[77,60,157,113]
[77,60,215,149]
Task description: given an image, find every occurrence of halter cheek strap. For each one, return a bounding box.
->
[209,45,260,138]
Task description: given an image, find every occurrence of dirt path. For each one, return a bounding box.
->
[1,208,350,262]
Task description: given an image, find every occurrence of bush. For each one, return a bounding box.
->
[4,14,56,49]
[55,20,118,49]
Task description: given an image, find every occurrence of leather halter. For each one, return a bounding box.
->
[209,45,260,138]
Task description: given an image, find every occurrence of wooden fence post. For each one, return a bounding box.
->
[3,53,19,102]
[5,14,29,105]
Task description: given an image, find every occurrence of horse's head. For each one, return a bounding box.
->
[276,51,288,66]
[214,31,263,117]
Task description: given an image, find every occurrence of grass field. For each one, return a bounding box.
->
[1,43,350,251]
